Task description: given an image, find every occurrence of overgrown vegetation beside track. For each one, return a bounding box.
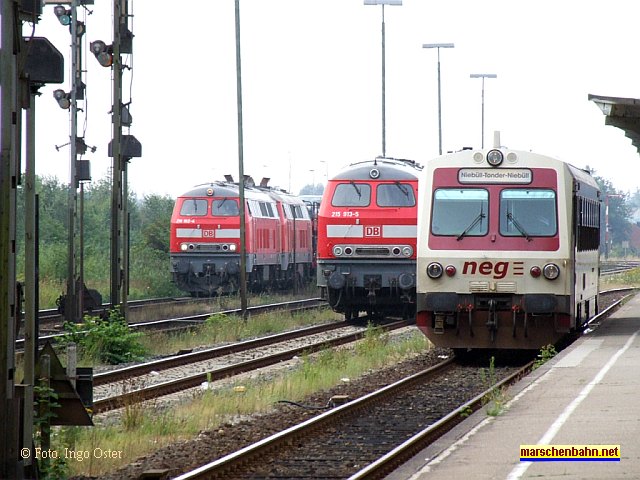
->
[49,325,430,477]
[601,265,640,289]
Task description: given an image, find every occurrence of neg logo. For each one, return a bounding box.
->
[462,261,524,279]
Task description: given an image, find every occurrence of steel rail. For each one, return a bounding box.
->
[348,361,534,479]
[16,297,325,351]
[172,357,457,480]
[94,319,352,386]
[93,319,412,414]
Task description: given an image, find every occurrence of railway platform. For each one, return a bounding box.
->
[387,292,640,480]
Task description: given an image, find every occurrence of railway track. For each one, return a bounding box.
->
[16,297,326,352]
[172,358,529,480]
[92,318,413,414]
[157,288,637,480]
[600,260,640,276]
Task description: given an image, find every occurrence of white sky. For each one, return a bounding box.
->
[25,0,640,199]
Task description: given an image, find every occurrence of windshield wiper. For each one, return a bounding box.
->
[506,212,532,241]
[350,181,361,198]
[394,181,409,197]
[457,209,486,241]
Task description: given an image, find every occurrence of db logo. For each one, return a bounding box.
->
[203,230,215,238]
[365,226,381,237]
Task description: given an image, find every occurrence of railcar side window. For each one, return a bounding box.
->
[431,189,488,236]
[212,198,239,216]
[331,183,371,207]
[377,183,416,207]
[180,199,208,216]
[500,189,557,237]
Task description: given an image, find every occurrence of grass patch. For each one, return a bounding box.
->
[53,327,430,477]
[533,344,557,370]
[481,356,509,417]
[601,266,640,289]
[137,306,340,359]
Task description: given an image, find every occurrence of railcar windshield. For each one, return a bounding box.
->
[331,182,371,207]
[500,189,557,237]
[377,182,415,207]
[431,189,488,236]
[212,198,239,216]
[179,199,208,216]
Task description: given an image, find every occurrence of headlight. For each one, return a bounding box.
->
[180,243,188,251]
[229,244,237,252]
[427,262,443,279]
[402,246,413,257]
[486,149,504,166]
[543,263,560,280]
[333,246,343,256]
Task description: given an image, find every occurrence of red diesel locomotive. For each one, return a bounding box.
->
[170,176,314,296]
[317,157,422,320]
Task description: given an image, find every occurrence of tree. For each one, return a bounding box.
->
[592,173,632,255]
[299,183,324,195]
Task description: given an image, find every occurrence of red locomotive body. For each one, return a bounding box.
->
[317,158,421,320]
[170,176,314,296]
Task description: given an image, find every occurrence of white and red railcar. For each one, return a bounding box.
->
[317,158,421,320]
[416,145,601,350]
[170,176,314,296]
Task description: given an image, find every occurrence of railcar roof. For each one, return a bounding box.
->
[179,183,274,201]
[331,157,422,181]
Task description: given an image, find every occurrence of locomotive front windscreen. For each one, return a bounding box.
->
[180,199,208,216]
[376,183,415,207]
[331,183,371,207]
[431,189,488,236]
[499,189,557,237]
[212,198,240,216]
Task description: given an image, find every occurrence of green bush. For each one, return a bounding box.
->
[59,310,147,364]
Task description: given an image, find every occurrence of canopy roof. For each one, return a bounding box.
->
[589,94,640,154]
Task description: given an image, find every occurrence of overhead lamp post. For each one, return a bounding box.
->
[470,73,497,149]
[422,43,454,155]
[319,160,328,183]
[364,0,402,158]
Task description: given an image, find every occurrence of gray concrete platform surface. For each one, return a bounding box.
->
[387,292,640,480]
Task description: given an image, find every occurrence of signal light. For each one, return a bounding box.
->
[90,40,113,67]
[53,5,71,26]
[53,89,70,109]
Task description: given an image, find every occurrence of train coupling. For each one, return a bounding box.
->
[433,314,445,334]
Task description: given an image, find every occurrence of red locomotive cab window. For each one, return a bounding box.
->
[212,198,239,216]
[499,189,557,237]
[331,182,371,207]
[180,199,208,216]
[376,183,416,207]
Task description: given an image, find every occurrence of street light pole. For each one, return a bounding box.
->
[423,43,454,155]
[470,73,497,149]
[364,0,402,157]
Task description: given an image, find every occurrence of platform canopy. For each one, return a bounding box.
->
[589,94,640,154]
